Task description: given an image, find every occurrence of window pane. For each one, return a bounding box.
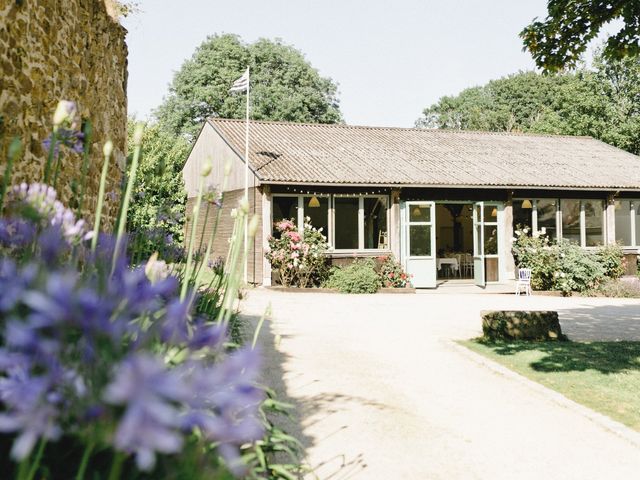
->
[562,199,581,244]
[303,196,328,236]
[536,199,557,241]
[272,196,298,236]
[484,225,498,255]
[484,205,498,222]
[584,200,603,247]
[364,197,387,249]
[513,199,533,232]
[615,200,632,246]
[410,204,430,222]
[409,225,431,256]
[334,197,359,249]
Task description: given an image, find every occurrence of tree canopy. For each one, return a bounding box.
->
[521,0,640,73]
[155,34,342,138]
[416,52,640,155]
[126,120,191,257]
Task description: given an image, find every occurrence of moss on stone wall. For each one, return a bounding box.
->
[0,0,128,225]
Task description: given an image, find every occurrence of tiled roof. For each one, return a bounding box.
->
[208,118,640,189]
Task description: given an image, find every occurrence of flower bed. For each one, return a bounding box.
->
[0,101,302,479]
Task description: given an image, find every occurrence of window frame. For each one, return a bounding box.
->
[513,198,606,248]
[271,193,391,252]
[614,199,639,248]
[332,194,390,252]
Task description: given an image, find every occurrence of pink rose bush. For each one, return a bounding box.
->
[265,217,329,287]
[378,255,412,288]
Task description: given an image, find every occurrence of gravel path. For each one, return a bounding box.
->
[240,290,640,480]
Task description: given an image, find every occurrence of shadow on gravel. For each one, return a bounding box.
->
[559,303,640,341]
[241,314,369,480]
[480,339,640,375]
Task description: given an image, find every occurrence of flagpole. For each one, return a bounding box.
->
[243,67,250,284]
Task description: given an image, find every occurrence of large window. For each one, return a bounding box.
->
[561,199,581,243]
[536,199,557,241]
[272,196,298,236]
[334,197,359,249]
[272,193,390,251]
[584,200,604,246]
[303,195,329,235]
[615,200,633,246]
[615,200,640,247]
[513,198,605,247]
[364,197,388,249]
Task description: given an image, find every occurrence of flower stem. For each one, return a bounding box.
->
[107,451,125,480]
[25,438,46,480]
[76,120,93,216]
[52,151,63,191]
[75,441,94,480]
[91,145,112,252]
[112,133,142,273]
[43,129,58,184]
[181,174,205,300]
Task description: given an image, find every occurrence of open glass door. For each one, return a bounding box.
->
[404,201,436,288]
[473,202,486,287]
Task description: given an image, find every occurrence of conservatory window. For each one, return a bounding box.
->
[334,197,359,249]
[333,196,389,250]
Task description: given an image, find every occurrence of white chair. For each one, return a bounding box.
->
[515,268,532,296]
[461,253,474,278]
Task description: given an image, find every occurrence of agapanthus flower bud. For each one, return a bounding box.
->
[201,161,212,177]
[239,197,249,214]
[103,140,114,157]
[133,123,145,146]
[248,215,259,236]
[53,100,77,127]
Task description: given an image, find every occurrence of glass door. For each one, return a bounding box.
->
[473,202,485,287]
[404,201,436,288]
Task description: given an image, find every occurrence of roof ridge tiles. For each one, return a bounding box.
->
[207,117,594,140]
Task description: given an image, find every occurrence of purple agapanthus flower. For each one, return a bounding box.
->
[103,354,188,471]
[7,183,89,242]
[42,128,84,156]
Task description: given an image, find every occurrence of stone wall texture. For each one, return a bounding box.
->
[0,0,127,224]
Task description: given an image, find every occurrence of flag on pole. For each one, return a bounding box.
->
[229,68,250,93]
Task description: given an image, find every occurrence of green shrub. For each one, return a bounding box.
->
[512,227,608,294]
[324,258,381,293]
[481,310,566,341]
[595,243,625,279]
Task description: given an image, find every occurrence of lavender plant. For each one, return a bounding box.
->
[0,101,275,479]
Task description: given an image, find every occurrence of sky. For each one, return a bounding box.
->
[124,0,560,127]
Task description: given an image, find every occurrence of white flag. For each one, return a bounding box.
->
[229,68,249,93]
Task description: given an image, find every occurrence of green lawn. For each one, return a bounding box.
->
[462,339,640,431]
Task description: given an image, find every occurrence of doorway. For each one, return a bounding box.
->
[435,203,475,282]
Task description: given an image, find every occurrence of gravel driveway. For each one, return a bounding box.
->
[240,289,640,480]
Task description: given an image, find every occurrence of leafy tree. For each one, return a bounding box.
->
[155,34,342,138]
[416,52,640,155]
[126,120,191,260]
[521,0,640,73]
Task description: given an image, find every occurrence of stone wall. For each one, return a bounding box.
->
[0,0,128,224]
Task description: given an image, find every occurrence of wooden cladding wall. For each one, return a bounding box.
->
[186,187,263,284]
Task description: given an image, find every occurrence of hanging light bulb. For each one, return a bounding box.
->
[308,195,320,208]
[491,207,498,217]
[412,206,422,217]
[521,199,533,209]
